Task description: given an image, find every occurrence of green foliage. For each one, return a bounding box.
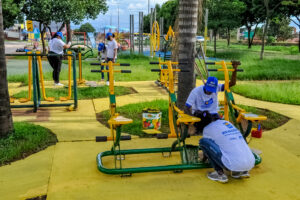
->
[232,81,300,105]
[143,0,178,34]
[0,122,57,166]
[12,86,133,100]
[266,36,276,44]
[2,0,24,29]
[99,100,170,136]
[207,0,246,31]
[78,23,96,33]
[159,0,178,33]
[269,17,294,41]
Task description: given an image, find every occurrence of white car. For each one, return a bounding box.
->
[196,36,205,42]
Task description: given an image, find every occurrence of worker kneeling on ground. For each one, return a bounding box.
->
[199,112,255,183]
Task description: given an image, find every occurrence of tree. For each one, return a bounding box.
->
[206,0,245,54]
[177,0,199,109]
[159,0,179,33]
[79,23,95,33]
[260,0,285,60]
[22,0,52,53]
[240,0,265,48]
[2,0,24,29]
[283,0,300,52]
[221,0,246,46]
[0,0,14,137]
[269,17,294,41]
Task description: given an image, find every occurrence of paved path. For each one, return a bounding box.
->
[1,81,300,200]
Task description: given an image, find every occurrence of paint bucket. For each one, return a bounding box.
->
[142,108,161,130]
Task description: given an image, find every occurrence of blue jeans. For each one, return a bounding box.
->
[199,138,227,172]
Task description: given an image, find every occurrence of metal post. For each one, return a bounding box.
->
[139,12,144,54]
[150,8,153,34]
[130,15,134,53]
[159,17,164,51]
[204,9,208,55]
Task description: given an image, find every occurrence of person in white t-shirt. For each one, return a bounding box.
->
[105,32,118,85]
[199,115,255,183]
[47,32,71,86]
[185,65,238,133]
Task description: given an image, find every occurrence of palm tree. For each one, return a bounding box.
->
[0,0,13,137]
[177,0,199,108]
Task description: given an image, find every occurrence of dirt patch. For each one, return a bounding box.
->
[12,108,50,122]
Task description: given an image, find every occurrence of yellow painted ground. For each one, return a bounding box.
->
[1,81,300,200]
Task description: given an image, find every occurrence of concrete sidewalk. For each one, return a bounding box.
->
[1,81,300,200]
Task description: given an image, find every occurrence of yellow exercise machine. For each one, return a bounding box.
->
[91,61,132,142]
[206,60,267,138]
[150,21,160,57]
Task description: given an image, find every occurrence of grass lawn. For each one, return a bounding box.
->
[232,81,300,105]
[0,122,57,166]
[7,53,159,84]
[205,49,300,80]
[12,86,134,101]
[98,99,289,137]
[207,40,300,55]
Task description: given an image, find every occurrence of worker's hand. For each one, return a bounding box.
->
[67,41,72,46]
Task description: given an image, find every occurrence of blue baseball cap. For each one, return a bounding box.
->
[106,32,113,39]
[56,32,64,40]
[204,77,218,93]
[98,42,105,51]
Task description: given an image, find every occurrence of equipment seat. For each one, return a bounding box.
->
[108,114,133,126]
[177,113,201,125]
[240,113,267,122]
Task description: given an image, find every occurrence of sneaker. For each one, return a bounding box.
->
[101,79,105,82]
[207,171,228,183]
[231,171,250,179]
[106,81,109,86]
[54,83,64,86]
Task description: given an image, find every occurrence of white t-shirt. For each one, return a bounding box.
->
[49,38,65,54]
[186,84,224,114]
[203,120,255,172]
[106,39,118,59]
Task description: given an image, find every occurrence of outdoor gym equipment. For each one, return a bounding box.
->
[150,21,160,57]
[92,60,262,175]
[7,51,78,112]
[90,61,132,143]
[70,44,94,85]
[206,60,267,139]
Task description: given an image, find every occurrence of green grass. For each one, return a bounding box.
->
[207,40,299,55]
[0,122,57,166]
[232,81,300,105]
[238,105,289,131]
[7,53,159,84]
[98,99,289,137]
[98,100,169,137]
[206,49,300,80]
[12,86,134,100]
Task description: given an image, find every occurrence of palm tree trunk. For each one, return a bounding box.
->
[0,0,13,137]
[177,0,199,109]
[66,21,72,43]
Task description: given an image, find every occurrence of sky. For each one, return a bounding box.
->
[71,0,299,32]
[71,0,169,32]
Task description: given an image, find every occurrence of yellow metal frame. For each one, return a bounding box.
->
[36,51,55,102]
[154,60,200,138]
[101,61,133,141]
[60,51,73,101]
[150,21,160,57]
[77,51,86,84]
[165,26,175,41]
[211,61,267,123]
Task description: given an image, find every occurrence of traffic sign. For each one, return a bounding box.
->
[26,20,33,32]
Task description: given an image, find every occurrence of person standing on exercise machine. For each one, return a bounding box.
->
[47,32,71,86]
[105,32,118,85]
